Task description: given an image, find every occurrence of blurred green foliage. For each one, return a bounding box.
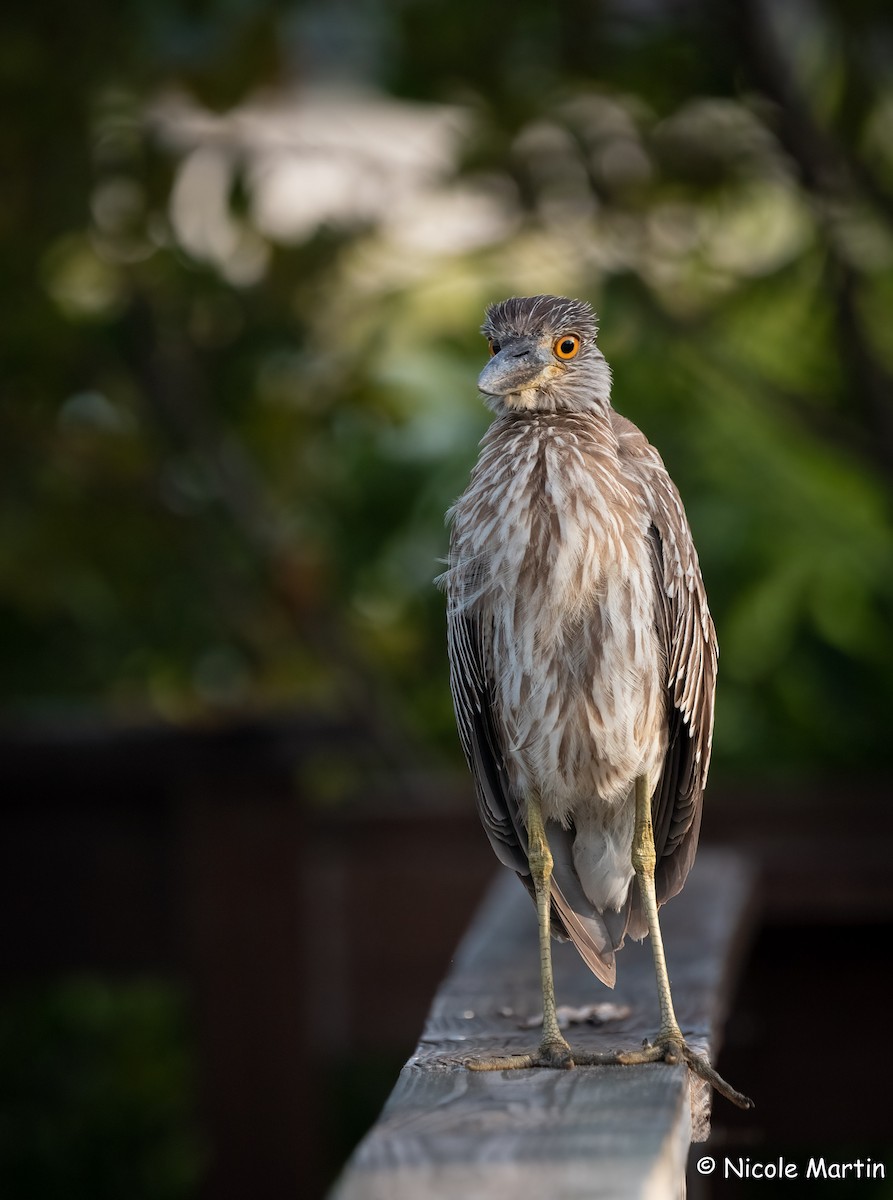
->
[2,0,892,782]
[3,3,893,1197]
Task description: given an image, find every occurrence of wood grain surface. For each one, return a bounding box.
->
[331,848,754,1200]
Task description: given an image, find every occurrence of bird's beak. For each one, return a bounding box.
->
[477,338,554,397]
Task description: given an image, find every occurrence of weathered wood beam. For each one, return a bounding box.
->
[331,848,755,1200]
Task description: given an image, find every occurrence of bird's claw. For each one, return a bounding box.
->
[465,1038,575,1071]
[607,1035,754,1110]
[467,1033,754,1110]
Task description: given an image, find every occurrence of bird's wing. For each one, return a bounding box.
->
[614,415,718,921]
[446,606,528,874]
[445,599,622,986]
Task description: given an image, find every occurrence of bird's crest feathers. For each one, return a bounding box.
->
[482,294,599,342]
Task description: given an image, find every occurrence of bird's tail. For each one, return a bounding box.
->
[545,822,629,989]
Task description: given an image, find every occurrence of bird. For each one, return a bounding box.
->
[439,294,751,1108]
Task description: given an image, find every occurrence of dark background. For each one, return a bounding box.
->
[2,1,892,1196]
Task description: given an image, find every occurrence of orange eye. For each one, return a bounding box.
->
[488,339,501,357]
[553,334,581,360]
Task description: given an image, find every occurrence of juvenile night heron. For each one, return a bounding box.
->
[441,295,750,1108]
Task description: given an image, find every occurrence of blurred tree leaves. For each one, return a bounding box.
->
[1,0,892,780]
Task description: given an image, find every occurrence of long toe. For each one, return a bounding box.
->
[576,1035,753,1110]
[466,1037,575,1072]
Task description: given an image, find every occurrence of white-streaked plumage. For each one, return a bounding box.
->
[439,295,717,988]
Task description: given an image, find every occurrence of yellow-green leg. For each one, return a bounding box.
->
[467,793,574,1071]
[631,773,684,1045]
[582,775,753,1109]
[465,777,752,1106]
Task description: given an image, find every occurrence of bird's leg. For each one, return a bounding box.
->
[598,774,753,1109]
[526,791,574,1064]
[466,793,574,1071]
[632,773,683,1044]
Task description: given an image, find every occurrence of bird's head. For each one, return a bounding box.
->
[478,294,612,414]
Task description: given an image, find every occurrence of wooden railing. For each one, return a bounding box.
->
[331,849,755,1200]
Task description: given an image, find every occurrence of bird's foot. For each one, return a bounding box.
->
[465,1037,574,1071]
[576,1030,753,1110]
[464,1028,752,1109]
